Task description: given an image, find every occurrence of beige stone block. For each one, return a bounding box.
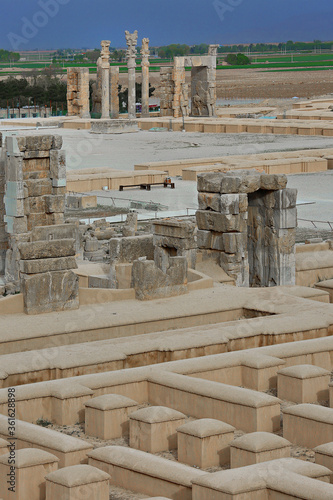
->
[25,179,52,197]
[44,195,65,214]
[51,384,94,425]
[85,394,139,439]
[277,364,330,403]
[27,212,48,231]
[20,256,77,274]
[0,448,59,500]
[19,239,75,260]
[177,418,235,468]
[130,406,186,453]
[283,404,333,448]
[230,432,291,468]
[46,464,110,500]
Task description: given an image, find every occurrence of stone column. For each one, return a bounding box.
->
[172,57,186,118]
[110,66,119,119]
[207,44,218,117]
[140,38,150,118]
[100,40,111,119]
[125,30,138,120]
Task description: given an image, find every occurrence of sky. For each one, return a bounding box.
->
[1,0,332,51]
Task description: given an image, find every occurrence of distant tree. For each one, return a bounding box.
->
[225,53,250,65]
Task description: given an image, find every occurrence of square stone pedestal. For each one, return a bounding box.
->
[230,432,291,468]
[85,394,139,439]
[277,364,330,403]
[177,418,235,468]
[0,449,59,500]
[46,464,110,500]
[130,406,186,453]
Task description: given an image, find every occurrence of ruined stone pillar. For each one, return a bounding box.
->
[125,30,138,119]
[110,66,119,119]
[67,68,90,118]
[140,38,150,118]
[100,40,111,119]
[207,45,219,117]
[172,57,186,118]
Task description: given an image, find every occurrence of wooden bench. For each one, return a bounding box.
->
[119,181,175,191]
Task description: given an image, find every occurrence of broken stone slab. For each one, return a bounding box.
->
[274,189,298,210]
[109,235,154,264]
[196,211,247,233]
[5,155,24,182]
[153,219,196,239]
[153,234,197,250]
[19,239,75,260]
[20,256,77,274]
[223,232,247,254]
[23,150,51,159]
[198,170,261,194]
[21,270,79,314]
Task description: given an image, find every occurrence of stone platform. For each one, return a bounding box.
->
[90,119,139,134]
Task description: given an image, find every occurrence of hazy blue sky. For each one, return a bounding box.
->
[1,0,332,51]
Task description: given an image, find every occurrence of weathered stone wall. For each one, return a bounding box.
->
[1,134,79,313]
[196,170,297,287]
[67,67,90,118]
[153,219,197,269]
[160,67,174,117]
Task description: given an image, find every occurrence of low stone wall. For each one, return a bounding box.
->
[0,414,92,467]
[87,446,206,499]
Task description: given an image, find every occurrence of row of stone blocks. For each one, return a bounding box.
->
[84,396,292,469]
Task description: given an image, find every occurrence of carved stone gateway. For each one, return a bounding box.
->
[125,30,138,119]
[159,45,217,118]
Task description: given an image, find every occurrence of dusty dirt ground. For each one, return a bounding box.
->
[146,67,333,100]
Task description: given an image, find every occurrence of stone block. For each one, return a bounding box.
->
[45,195,65,214]
[51,178,66,188]
[110,235,154,263]
[46,213,65,226]
[230,432,291,468]
[46,465,110,500]
[153,219,195,239]
[196,211,247,233]
[26,196,46,214]
[24,179,53,197]
[24,135,54,151]
[273,207,297,229]
[5,155,24,182]
[5,181,26,200]
[283,404,333,448]
[0,448,59,500]
[177,419,235,468]
[4,215,27,234]
[153,234,197,251]
[19,239,75,260]
[4,196,25,217]
[20,256,77,274]
[52,135,63,150]
[21,270,79,314]
[197,230,212,249]
[197,173,224,193]
[23,150,50,159]
[277,364,330,403]
[223,232,247,254]
[260,173,287,190]
[32,224,77,242]
[85,394,139,439]
[274,188,298,209]
[85,238,99,252]
[129,406,186,453]
[50,150,66,180]
[27,212,48,231]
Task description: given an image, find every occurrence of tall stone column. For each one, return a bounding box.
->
[140,38,150,118]
[207,44,219,117]
[110,67,119,119]
[125,30,138,120]
[100,40,111,119]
